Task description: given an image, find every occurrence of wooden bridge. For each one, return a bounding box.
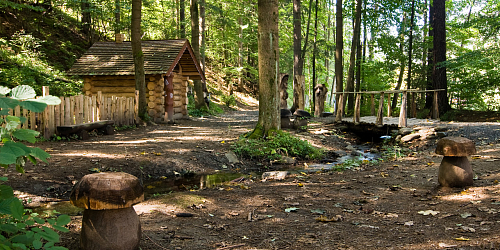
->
[332,89,444,127]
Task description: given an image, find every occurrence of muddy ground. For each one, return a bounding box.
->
[5,103,500,250]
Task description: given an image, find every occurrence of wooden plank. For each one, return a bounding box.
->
[59,97,65,126]
[14,106,21,128]
[54,100,60,127]
[335,94,344,123]
[399,91,407,127]
[376,92,384,126]
[97,91,102,121]
[42,86,50,139]
[147,82,156,90]
[29,110,36,130]
[22,107,28,128]
[92,86,137,93]
[57,120,114,136]
[135,90,140,124]
[69,96,75,125]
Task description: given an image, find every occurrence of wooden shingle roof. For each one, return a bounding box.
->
[67,39,204,81]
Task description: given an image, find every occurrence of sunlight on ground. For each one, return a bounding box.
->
[439,185,500,202]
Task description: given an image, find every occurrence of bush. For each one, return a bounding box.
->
[231,131,324,161]
[0,85,70,250]
[221,94,236,107]
[187,95,224,117]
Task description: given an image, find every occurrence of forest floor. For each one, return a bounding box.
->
[5,99,500,250]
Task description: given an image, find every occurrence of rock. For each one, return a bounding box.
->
[438,156,474,187]
[225,151,240,164]
[435,126,448,132]
[369,148,379,154]
[399,128,413,136]
[436,132,448,138]
[351,150,364,156]
[401,133,421,142]
[435,137,476,156]
[334,150,347,156]
[346,145,356,151]
[262,171,288,181]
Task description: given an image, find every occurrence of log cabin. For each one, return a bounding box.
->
[67,38,205,122]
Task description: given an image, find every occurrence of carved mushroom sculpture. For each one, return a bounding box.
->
[435,136,476,188]
[70,172,144,250]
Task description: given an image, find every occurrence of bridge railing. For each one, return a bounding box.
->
[331,89,445,127]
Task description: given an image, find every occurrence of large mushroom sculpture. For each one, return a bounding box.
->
[435,136,476,188]
[70,172,144,250]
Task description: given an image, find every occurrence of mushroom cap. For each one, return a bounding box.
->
[70,172,144,210]
[435,136,476,156]
[281,109,293,118]
[293,109,311,118]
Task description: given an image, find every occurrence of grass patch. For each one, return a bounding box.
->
[187,95,224,117]
[231,131,324,161]
[160,193,207,208]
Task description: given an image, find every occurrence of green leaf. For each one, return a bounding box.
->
[0,184,14,199]
[48,246,69,250]
[13,129,39,143]
[30,147,51,163]
[39,226,59,242]
[2,142,28,158]
[11,234,34,245]
[51,225,69,233]
[19,100,47,113]
[10,198,24,220]
[10,85,36,100]
[0,152,17,165]
[0,96,20,109]
[26,155,37,165]
[0,86,11,95]
[0,223,19,234]
[33,96,61,105]
[33,217,45,224]
[33,239,43,249]
[56,215,71,226]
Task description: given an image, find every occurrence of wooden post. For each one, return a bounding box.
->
[387,93,392,117]
[97,91,103,121]
[59,96,65,126]
[42,86,51,139]
[69,96,75,125]
[399,91,407,127]
[29,109,35,130]
[370,94,375,116]
[432,91,439,119]
[22,107,28,128]
[353,93,361,124]
[54,100,60,127]
[335,94,344,123]
[376,92,384,126]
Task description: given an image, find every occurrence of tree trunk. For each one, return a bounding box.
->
[114,0,120,35]
[200,0,206,74]
[191,0,206,109]
[425,0,434,109]
[247,0,280,139]
[335,0,343,113]
[81,0,92,38]
[131,0,147,121]
[408,0,415,117]
[432,0,450,114]
[180,0,186,38]
[344,0,361,112]
[391,16,406,113]
[311,0,318,114]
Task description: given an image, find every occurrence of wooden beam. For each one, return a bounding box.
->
[376,92,384,126]
[399,91,407,127]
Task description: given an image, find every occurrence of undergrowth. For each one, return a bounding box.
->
[187,95,224,117]
[231,131,324,161]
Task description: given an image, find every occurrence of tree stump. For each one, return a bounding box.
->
[435,137,476,188]
[70,172,144,250]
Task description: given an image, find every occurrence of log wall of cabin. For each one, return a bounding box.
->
[83,73,188,123]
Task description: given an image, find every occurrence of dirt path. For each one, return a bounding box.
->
[6,107,500,250]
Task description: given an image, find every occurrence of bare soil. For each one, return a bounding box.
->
[5,104,500,250]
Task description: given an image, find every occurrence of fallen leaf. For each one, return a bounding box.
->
[438,243,457,248]
[310,209,325,215]
[454,237,470,241]
[460,226,476,232]
[297,183,304,187]
[380,172,389,178]
[404,221,414,226]
[221,141,225,144]
[285,207,299,213]
[155,152,162,156]
[418,210,440,216]
[140,151,146,155]
[146,185,155,189]
[315,215,343,222]
[460,212,473,218]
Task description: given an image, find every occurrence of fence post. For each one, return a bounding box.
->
[353,93,361,124]
[399,91,407,127]
[42,86,51,139]
[432,91,439,119]
[335,94,344,123]
[387,93,392,117]
[376,92,384,126]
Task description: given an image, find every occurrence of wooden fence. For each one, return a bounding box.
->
[8,87,138,139]
[332,89,444,127]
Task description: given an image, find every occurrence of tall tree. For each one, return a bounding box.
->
[247,0,280,139]
[432,0,451,114]
[407,0,416,116]
[344,0,362,111]
[180,0,186,38]
[114,0,120,35]
[311,0,319,113]
[131,0,147,120]
[81,0,92,39]
[334,0,343,113]
[191,0,206,109]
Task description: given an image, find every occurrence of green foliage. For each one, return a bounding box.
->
[439,110,457,121]
[0,86,68,249]
[187,95,224,117]
[220,94,236,107]
[114,125,137,131]
[231,131,324,161]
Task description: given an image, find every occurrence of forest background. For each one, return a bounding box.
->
[0,0,499,118]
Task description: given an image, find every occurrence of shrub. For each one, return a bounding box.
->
[231,131,324,161]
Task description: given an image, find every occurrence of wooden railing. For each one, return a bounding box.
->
[7,87,138,139]
[332,89,444,127]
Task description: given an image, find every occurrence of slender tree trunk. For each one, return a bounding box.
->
[114,0,120,35]
[292,0,302,112]
[344,0,361,112]
[432,0,450,114]
[335,0,343,113]
[408,0,415,117]
[191,0,206,109]
[425,0,434,109]
[312,0,318,114]
[81,0,92,39]
[355,35,361,92]
[391,16,406,113]
[131,0,147,121]
[180,0,186,38]
[247,0,280,139]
